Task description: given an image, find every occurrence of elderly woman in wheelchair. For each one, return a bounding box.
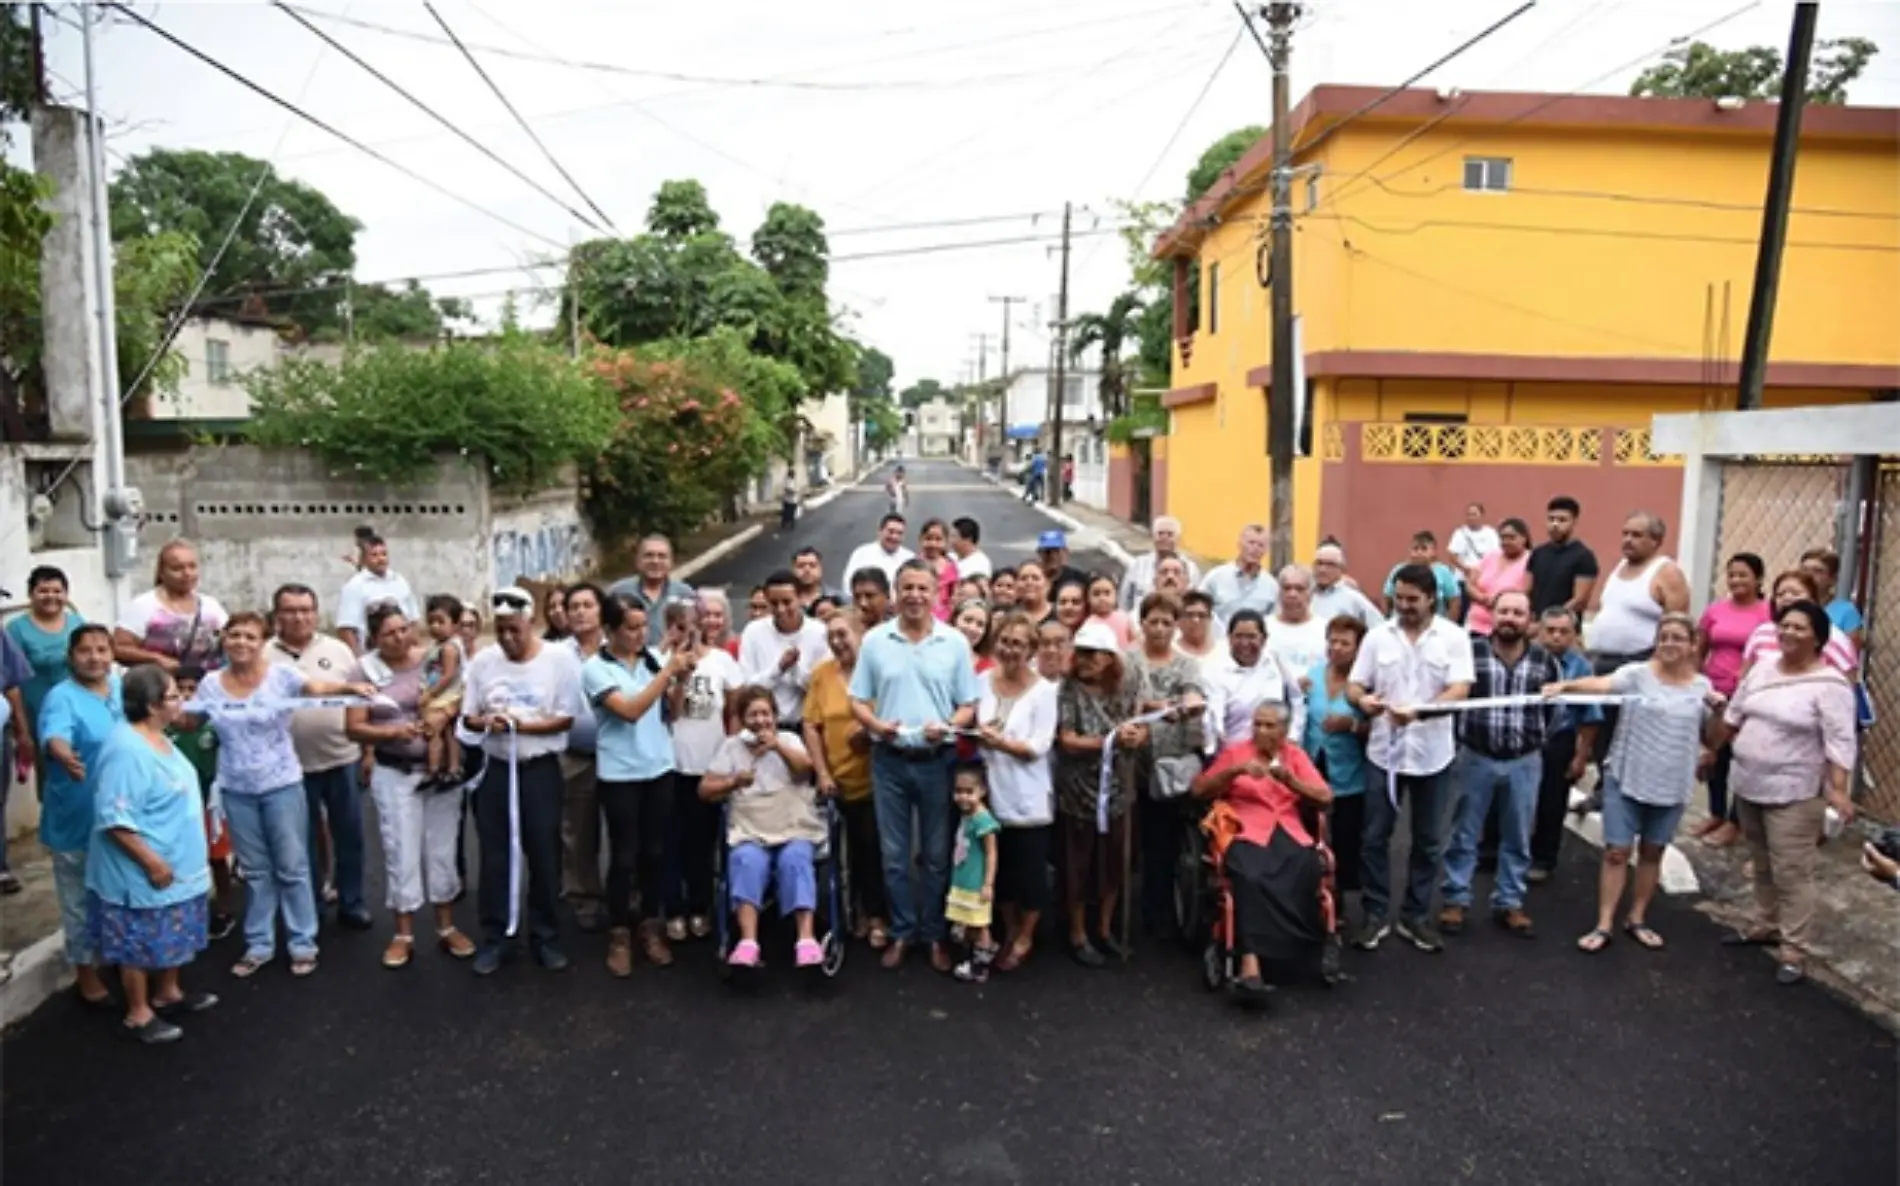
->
[1189,700,1342,1008]
[700,686,832,971]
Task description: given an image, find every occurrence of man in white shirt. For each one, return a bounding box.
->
[1348,563,1474,955]
[336,535,419,653]
[738,569,830,727]
[843,514,916,588]
[950,517,992,581]
[268,583,373,930]
[1310,543,1382,627]
[1119,516,1202,612]
[1265,564,1330,677]
[1198,524,1279,629]
[465,587,588,976]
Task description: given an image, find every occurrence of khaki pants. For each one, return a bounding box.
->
[1735,795,1825,960]
[560,752,603,907]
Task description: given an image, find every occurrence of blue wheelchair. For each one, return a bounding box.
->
[712,798,849,980]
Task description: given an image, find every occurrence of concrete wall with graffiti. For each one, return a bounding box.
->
[489,478,597,591]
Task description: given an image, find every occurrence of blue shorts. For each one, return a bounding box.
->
[1600,776,1686,849]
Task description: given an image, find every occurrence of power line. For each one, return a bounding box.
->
[1306,210,1900,253]
[831,210,1065,237]
[269,1,607,233]
[424,1,617,232]
[1127,26,1249,202]
[1341,173,1900,221]
[830,226,1126,263]
[103,4,566,249]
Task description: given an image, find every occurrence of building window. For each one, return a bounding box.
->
[1206,261,1220,333]
[1305,172,1320,212]
[1063,376,1084,410]
[1462,157,1512,193]
[206,339,233,385]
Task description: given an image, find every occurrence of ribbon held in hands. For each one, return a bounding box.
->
[1097,707,1177,835]
[183,694,399,719]
[1380,693,1637,807]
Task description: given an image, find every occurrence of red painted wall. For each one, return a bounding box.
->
[1318,424,1684,576]
[1152,455,1168,519]
[1109,453,1135,520]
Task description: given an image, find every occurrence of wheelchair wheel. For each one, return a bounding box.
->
[1174,826,1208,948]
[1200,941,1224,992]
[821,931,845,978]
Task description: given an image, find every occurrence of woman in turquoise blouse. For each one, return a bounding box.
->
[86,665,217,1044]
[7,565,85,735]
[1302,616,1370,898]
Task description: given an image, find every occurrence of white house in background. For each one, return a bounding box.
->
[993,364,1111,509]
[917,397,960,456]
[802,390,856,484]
[157,312,286,420]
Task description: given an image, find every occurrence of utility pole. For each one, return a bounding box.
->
[1736,1,1817,411]
[1046,202,1072,507]
[81,9,133,614]
[1263,2,1301,570]
[988,294,1024,458]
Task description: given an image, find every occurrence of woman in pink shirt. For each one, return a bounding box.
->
[1717,600,1857,987]
[917,518,961,622]
[1740,570,1860,678]
[1693,552,1769,845]
[1463,517,1531,638]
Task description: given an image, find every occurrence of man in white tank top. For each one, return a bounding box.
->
[1584,511,1691,769]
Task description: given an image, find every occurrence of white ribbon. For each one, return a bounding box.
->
[1097,707,1177,834]
[502,719,523,939]
[1380,694,1636,807]
[183,694,397,718]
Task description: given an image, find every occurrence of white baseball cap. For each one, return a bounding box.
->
[1072,620,1120,653]
[491,586,535,617]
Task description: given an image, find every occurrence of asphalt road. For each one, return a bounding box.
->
[4,461,1894,1186]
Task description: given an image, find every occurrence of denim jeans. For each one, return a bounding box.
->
[225,782,321,961]
[1530,729,1577,870]
[871,747,955,945]
[1441,748,1541,912]
[729,840,817,915]
[1360,763,1452,924]
[304,761,366,917]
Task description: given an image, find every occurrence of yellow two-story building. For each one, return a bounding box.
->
[1148,85,1899,571]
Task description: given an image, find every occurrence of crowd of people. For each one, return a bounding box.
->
[0,485,1878,1040]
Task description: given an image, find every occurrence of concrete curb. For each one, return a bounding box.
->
[673,525,765,583]
[1,932,72,1030]
[1021,496,1136,569]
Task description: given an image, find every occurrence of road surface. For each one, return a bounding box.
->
[3,461,1893,1186]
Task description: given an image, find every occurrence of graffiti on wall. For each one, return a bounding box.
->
[492,518,588,588]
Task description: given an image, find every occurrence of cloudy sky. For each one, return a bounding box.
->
[24,0,1900,388]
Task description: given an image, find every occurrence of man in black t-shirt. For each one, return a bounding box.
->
[1526,496,1599,618]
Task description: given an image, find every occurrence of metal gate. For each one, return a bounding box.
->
[1710,461,1848,598]
[1860,467,1900,823]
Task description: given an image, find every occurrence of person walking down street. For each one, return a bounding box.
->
[198,613,377,980]
[1126,595,1206,939]
[1302,616,1369,903]
[1525,496,1599,619]
[1021,451,1047,503]
[464,588,588,977]
[1118,516,1202,612]
[972,612,1058,972]
[1525,609,1600,883]
[86,665,219,1044]
[586,598,692,977]
[1548,613,1718,954]
[1348,564,1474,955]
[1437,591,1562,941]
[1199,525,1278,630]
[804,613,886,949]
[1695,553,1770,848]
[1718,600,1858,986]
[36,625,123,1008]
[664,599,743,941]
[266,584,372,932]
[1463,518,1532,640]
[335,534,419,654]
[345,603,477,970]
[1054,622,1149,968]
[113,539,228,673]
[849,561,981,973]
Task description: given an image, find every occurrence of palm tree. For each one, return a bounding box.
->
[1067,290,1146,420]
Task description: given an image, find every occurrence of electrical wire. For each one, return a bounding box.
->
[422,1,617,232]
[1305,210,1900,253]
[1126,26,1249,203]
[269,1,607,233]
[1333,173,1900,222]
[103,3,566,249]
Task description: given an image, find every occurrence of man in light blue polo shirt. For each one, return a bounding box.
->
[1199,523,1280,629]
[849,560,980,972]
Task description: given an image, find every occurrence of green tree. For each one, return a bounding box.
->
[1630,38,1878,105]
[1067,291,1145,420]
[898,377,948,409]
[348,279,474,341]
[1186,124,1266,203]
[849,345,894,409]
[109,148,361,333]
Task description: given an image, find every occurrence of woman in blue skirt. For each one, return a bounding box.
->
[87,665,218,1044]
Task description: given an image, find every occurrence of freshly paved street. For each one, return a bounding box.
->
[4,462,1894,1186]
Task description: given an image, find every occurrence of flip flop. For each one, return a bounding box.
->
[1576,928,1612,954]
[1623,921,1665,950]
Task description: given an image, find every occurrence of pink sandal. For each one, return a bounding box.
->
[727,939,761,968]
[794,938,824,968]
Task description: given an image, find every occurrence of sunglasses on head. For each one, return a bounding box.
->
[492,591,532,611]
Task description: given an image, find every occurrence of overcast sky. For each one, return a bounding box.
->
[23,0,1900,389]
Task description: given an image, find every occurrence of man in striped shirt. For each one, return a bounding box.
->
[1437,590,1561,940]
